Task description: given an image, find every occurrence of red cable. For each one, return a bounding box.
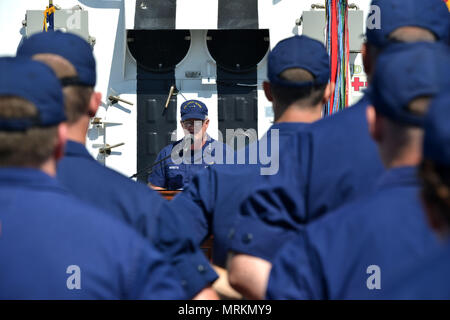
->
[329,0,338,115]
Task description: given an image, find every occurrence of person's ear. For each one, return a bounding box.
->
[54,122,68,161]
[87,91,101,118]
[366,105,383,143]
[322,82,334,105]
[263,81,273,102]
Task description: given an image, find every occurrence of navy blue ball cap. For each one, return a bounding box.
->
[424,93,450,166]
[17,31,96,87]
[0,57,66,130]
[367,0,450,49]
[268,35,330,88]
[368,42,450,127]
[180,100,208,121]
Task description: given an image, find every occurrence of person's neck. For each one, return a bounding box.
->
[66,117,89,144]
[191,135,207,150]
[40,158,57,177]
[380,137,422,169]
[275,105,322,124]
[384,157,421,169]
[381,150,421,169]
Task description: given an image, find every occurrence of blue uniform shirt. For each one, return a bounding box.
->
[306,95,384,218]
[58,140,164,235]
[154,122,311,267]
[57,140,218,298]
[229,96,385,261]
[0,168,184,299]
[266,167,440,300]
[377,242,450,299]
[148,137,231,190]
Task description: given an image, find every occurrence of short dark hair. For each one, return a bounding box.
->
[32,53,94,124]
[0,97,58,167]
[270,68,327,112]
[367,26,437,60]
[378,97,431,162]
[389,27,437,43]
[63,86,93,123]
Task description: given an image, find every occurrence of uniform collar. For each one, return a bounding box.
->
[193,137,215,157]
[203,136,215,149]
[65,140,93,160]
[178,136,216,152]
[271,122,310,132]
[0,167,63,191]
[375,166,419,190]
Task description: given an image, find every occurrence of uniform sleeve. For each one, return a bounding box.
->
[148,149,167,188]
[265,228,324,300]
[159,167,215,245]
[151,168,218,297]
[229,183,307,261]
[127,232,186,300]
[228,132,311,262]
[128,181,165,239]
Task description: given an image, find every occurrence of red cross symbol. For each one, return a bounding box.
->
[352,77,367,92]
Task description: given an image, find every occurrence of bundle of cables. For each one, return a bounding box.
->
[324,0,350,116]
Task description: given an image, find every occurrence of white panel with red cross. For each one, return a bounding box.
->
[349,52,368,106]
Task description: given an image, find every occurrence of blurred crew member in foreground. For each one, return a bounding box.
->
[0,57,184,299]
